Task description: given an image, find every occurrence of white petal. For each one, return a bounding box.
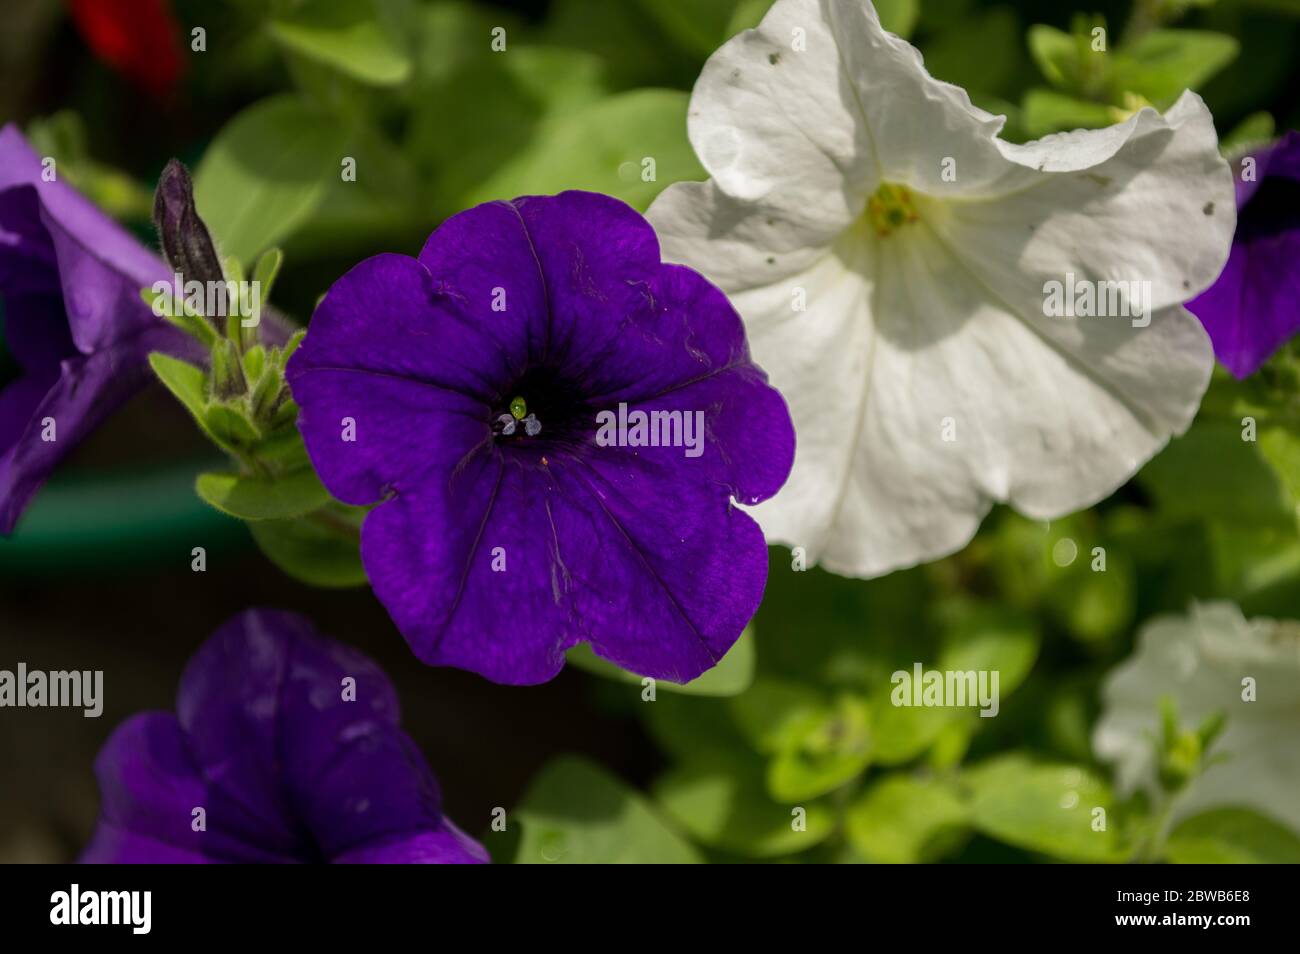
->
[749,213,1213,576]
[649,180,833,293]
[826,0,1015,197]
[1094,603,1300,833]
[682,0,873,225]
[651,0,1235,577]
[942,92,1237,311]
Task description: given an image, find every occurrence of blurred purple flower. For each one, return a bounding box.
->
[1188,131,1300,378]
[82,609,488,864]
[0,123,194,533]
[287,191,793,685]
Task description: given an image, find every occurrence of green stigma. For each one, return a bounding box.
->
[509,396,528,420]
[867,182,919,237]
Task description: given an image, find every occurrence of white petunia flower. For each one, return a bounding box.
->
[1094,602,1300,833]
[647,0,1235,577]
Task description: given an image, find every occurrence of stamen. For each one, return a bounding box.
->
[495,405,541,438]
[867,182,920,237]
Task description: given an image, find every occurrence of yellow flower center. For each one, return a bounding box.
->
[866,182,920,237]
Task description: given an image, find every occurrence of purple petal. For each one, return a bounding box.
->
[0,125,168,351]
[1189,131,1300,378]
[81,713,304,864]
[290,193,794,684]
[0,184,60,297]
[0,326,175,534]
[359,454,579,684]
[1187,232,1300,378]
[83,610,486,864]
[332,820,490,864]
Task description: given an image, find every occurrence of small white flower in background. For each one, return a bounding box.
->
[647,0,1235,577]
[1093,602,1300,833]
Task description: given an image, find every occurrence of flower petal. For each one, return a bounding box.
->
[81,713,303,864]
[1188,232,1300,379]
[753,213,1215,575]
[652,0,1232,577]
[359,454,581,685]
[681,0,871,222]
[0,126,168,352]
[1094,603,1300,833]
[332,820,490,864]
[946,93,1236,311]
[0,327,173,534]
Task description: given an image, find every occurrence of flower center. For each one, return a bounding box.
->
[491,367,592,451]
[495,396,541,438]
[866,182,920,237]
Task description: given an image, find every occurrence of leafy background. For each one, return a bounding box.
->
[0,0,1298,863]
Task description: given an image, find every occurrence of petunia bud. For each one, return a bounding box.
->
[210,337,247,400]
[153,159,226,303]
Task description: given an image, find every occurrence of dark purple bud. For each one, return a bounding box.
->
[153,159,226,295]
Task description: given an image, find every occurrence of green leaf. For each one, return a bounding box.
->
[846,775,969,863]
[643,693,754,765]
[203,402,261,448]
[268,0,412,86]
[1139,419,1296,529]
[730,677,827,751]
[413,0,520,87]
[194,95,352,264]
[195,468,331,521]
[653,760,834,858]
[635,0,738,57]
[513,756,702,863]
[921,8,1020,95]
[242,344,267,383]
[565,626,755,696]
[766,695,872,801]
[148,353,209,426]
[150,352,265,456]
[278,329,308,368]
[730,681,872,800]
[1112,30,1239,105]
[1219,112,1275,157]
[1165,808,1300,863]
[408,45,609,217]
[875,0,920,39]
[140,286,219,349]
[725,0,772,37]
[251,247,284,309]
[1046,553,1135,646]
[1021,88,1115,138]
[1027,25,1076,88]
[1026,22,1110,98]
[538,0,695,90]
[937,602,1039,698]
[249,505,367,587]
[461,89,704,212]
[963,754,1126,862]
[869,695,960,766]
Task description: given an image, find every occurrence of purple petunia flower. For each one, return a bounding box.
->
[82,609,488,864]
[287,191,794,685]
[1187,130,1300,378]
[0,123,196,533]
